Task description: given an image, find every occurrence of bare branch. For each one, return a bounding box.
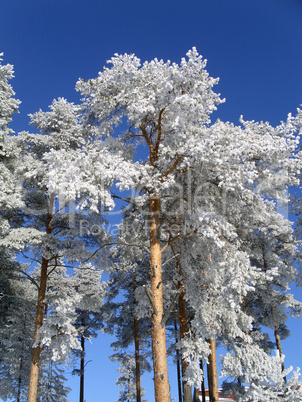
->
[143,285,158,316]
[161,286,185,327]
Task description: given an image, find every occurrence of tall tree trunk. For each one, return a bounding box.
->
[206,339,219,402]
[17,355,23,402]
[193,388,200,402]
[27,256,49,402]
[149,195,171,402]
[132,271,142,402]
[173,320,182,402]
[178,287,191,402]
[272,307,286,382]
[79,331,85,402]
[134,315,141,402]
[264,245,287,383]
[28,194,54,402]
[200,360,206,402]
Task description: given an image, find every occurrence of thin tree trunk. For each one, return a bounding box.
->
[201,360,206,402]
[193,388,200,402]
[274,327,285,371]
[132,271,142,402]
[79,331,85,402]
[272,307,286,382]
[17,355,23,402]
[174,320,182,402]
[149,195,171,402]
[27,256,49,402]
[134,315,141,402]
[178,287,191,402]
[28,194,54,402]
[17,318,27,402]
[206,339,219,402]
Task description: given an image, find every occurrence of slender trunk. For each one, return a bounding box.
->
[178,287,191,402]
[201,361,206,402]
[27,256,49,402]
[274,328,285,371]
[79,331,85,402]
[193,388,200,402]
[132,271,142,402]
[206,339,219,402]
[149,196,171,402]
[28,194,54,402]
[174,320,182,402]
[272,307,286,383]
[134,315,141,402]
[17,318,27,402]
[17,355,23,402]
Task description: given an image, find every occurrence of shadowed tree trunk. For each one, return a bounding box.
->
[27,194,54,402]
[201,360,206,402]
[178,287,192,402]
[149,195,171,402]
[174,320,182,402]
[263,251,287,383]
[272,307,287,383]
[132,271,142,402]
[79,318,85,402]
[133,303,141,402]
[193,387,200,402]
[17,355,23,402]
[206,339,219,402]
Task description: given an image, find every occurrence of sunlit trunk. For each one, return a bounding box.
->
[206,339,219,402]
[28,194,54,402]
[149,195,171,402]
[27,256,49,402]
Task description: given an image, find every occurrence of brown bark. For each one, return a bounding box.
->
[28,195,54,402]
[134,315,141,402]
[193,388,200,402]
[272,308,286,382]
[132,272,142,402]
[149,196,171,402]
[174,320,182,402]
[263,247,287,383]
[274,327,285,369]
[178,287,192,402]
[27,256,49,402]
[206,339,219,402]
[17,356,23,402]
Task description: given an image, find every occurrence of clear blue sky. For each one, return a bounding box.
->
[1,0,302,401]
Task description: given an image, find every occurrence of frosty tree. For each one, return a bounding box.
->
[0,97,112,401]
[44,48,302,401]
[69,48,224,402]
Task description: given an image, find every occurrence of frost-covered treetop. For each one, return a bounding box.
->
[0,53,20,136]
[44,49,300,213]
[76,47,223,139]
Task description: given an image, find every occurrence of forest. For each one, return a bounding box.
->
[1,48,302,402]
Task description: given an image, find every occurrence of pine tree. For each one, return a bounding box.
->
[45,50,301,400]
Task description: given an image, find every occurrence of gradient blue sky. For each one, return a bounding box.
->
[1,0,302,401]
